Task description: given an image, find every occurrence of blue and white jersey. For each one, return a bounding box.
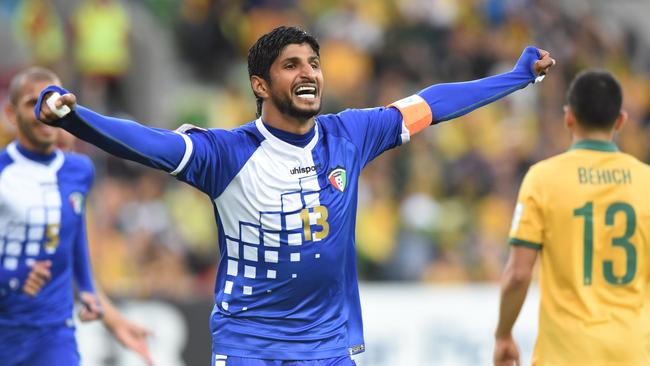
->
[0,142,96,327]
[39,47,542,359]
[173,107,406,358]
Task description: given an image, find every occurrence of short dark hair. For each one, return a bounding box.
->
[247,26,320,117]
[9,67,60,106]
[566,69,622,130]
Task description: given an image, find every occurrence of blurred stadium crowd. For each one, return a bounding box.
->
[1,0,650,300]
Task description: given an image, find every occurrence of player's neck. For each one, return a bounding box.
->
[260,108,315,135]
[572,129,614,145]
[15,141,57,164]
[16,136,56,156]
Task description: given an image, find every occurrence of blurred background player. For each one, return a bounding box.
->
[36,26,553,365]
[494,69,650,366]
[0,67,152,366]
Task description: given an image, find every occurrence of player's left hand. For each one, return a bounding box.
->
[105,315,154,366]
[515,46,556,82]
[79,291,103,321]
[493,335,520,366]
[533,48,555,77]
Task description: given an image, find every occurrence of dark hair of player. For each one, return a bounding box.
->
[566,69,622,130]
[9,67,60,106]
[248,26,320,117]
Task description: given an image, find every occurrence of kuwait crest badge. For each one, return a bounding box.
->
[69,192,84,215]
[328,167,347,192]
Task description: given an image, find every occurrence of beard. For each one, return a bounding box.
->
[271,92,321,121]
[16,113,56,153]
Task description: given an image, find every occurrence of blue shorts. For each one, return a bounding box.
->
[0,324,79,366]
[212,354,356,366]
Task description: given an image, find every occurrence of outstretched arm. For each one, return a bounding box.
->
[390,47,555,136]
[34,86,189,175]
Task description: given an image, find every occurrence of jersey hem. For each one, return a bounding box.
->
[212,343,354,360]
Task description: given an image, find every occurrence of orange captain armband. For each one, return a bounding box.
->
[388,94,432,136]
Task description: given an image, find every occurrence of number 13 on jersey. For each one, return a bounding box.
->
[574,201,637,286]
[300,205,330,241]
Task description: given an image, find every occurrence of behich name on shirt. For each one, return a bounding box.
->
[578,167,631,185]
[290,164,321,175]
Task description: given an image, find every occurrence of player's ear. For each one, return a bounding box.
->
[251,75,270,100]
[563,105,575,130]
[3,101,16,126]
[613,110,628,132]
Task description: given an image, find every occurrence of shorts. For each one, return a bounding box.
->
[0,324,79,366]
[212,354,357,366]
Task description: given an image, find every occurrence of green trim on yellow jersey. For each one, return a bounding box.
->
[569,139,619,152]
[509,237,542,250]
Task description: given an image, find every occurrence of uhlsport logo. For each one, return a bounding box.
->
[328,167,347,192]
[290,164,321,175]
[69,192,84,215]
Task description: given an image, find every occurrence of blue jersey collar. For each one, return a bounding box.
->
[15,141,58,164]
[255,118,319,153]
[261,121,315,148]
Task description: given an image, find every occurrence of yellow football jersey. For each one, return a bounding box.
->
[509,140,650,366]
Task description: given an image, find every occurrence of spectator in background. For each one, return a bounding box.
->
[176,0,235,80]
[72,0,130,114]
[12,0,66,70]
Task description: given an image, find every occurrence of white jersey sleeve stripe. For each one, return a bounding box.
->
[400,119,411,145]
[170,132,194,176]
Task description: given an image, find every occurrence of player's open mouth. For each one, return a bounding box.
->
[295,85,317,99]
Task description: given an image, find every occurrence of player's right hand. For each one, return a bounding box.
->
[38,91,77,124]
[22,260,52,297]
[493,335,521,366]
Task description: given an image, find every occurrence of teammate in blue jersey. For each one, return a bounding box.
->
[36,27,554,366]
[1,67,153,366]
